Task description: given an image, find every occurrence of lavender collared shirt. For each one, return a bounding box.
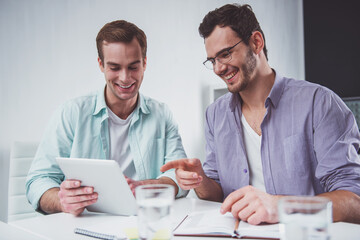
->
[203,72,360,199]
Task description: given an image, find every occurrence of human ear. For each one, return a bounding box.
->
[143,57,147,71]
[98,57,104,73]
[250,31,264,55]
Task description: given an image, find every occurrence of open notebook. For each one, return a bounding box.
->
[74,209,279,240]
[173,209,280,239]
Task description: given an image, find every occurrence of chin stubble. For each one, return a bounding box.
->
[228,48,256,93]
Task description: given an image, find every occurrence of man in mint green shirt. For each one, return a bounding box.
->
[26,20,187,216]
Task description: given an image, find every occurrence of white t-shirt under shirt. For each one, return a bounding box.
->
[241,114,266,192]
[107,107,138,180]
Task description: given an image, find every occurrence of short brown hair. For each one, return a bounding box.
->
[199,4,268,60]
[96,20,147,63]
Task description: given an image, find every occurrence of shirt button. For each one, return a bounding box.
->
[243,169,248,173]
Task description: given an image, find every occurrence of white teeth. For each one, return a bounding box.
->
[119,83,133,89]
[224,71,237,80]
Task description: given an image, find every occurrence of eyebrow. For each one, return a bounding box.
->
[106,60,141,66]
[207,46,233,60]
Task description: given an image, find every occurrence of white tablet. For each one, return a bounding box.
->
[56,157,137,216]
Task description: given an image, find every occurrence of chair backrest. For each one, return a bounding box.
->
[8,141,41,222]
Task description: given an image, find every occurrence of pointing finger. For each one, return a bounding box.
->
[160,158,188,172]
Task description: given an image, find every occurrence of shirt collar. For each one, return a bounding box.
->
[93,86,150,116]
[229,92,241,112]
[266,70,285,109]
[93,87,107,116]
[136,93,150,115]
[229,70,285,111]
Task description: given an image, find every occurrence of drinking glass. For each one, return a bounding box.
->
[136,184,174,240]
[278,196,332,240]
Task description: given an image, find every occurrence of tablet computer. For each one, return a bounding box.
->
[56,157,137,216]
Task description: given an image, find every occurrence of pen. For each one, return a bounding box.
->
[233,218,240,237]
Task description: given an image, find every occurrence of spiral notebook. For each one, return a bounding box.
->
[74,228,124,240]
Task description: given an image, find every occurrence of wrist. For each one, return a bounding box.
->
[39,187,62,214]
[158,177,179,196]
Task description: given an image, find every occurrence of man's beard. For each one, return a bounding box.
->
[228,49,256,93]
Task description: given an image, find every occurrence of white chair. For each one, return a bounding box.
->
[8,141,41,222]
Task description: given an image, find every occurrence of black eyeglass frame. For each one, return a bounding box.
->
[203,39,244,69]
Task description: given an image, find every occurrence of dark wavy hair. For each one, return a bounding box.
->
[199,4,268,60]
[96,20,147,64]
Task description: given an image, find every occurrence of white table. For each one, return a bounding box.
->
[0,220,42,240]
[8,197,360,240]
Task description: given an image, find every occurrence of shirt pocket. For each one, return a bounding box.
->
[283,133,311,176]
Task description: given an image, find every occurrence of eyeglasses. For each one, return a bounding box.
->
[203,39,243,70]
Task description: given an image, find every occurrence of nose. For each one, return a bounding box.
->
[118,69,130,81]
[213,60,227,75]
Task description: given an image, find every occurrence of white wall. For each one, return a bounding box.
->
[0,0,304,222]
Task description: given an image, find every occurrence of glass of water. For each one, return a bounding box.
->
[136,184,174,240]
[278,196,332,240]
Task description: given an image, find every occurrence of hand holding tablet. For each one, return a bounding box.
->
[56,157,137,216]
[57,178,98,216]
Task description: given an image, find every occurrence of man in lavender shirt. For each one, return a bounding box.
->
[162,4,360,224]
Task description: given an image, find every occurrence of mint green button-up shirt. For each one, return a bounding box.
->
[26,88,188,210]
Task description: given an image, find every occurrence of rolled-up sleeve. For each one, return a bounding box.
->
[313,89,360,195]
[203,106,220,183]
[161,105,188,198]
[25,104,72,211]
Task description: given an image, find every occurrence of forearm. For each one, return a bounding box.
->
[39,187,63,214]
[195,176,223,202]
[318,190,360,223]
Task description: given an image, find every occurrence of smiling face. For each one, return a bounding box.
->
[205,26,257,93]
[98,38,146,106]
